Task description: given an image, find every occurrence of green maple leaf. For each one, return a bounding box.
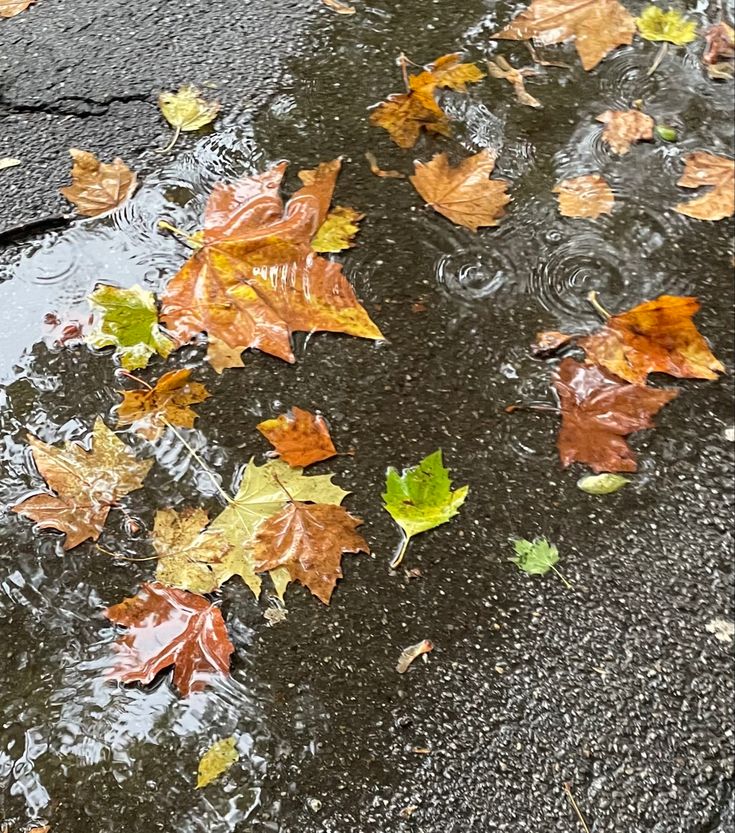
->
[382,449,468,568]
[511,537,572,588]
[209,458,349,598]
[636,6,697,45]
[87,284,175,370]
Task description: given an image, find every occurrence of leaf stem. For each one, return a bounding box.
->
[647,42,668,77]
[159,125,181,154]
[157,220,201,248]
[563,783,591,833]
[390,535,411,570]
[162,419,234,506]
[118,370,153,391]
[586,290,612,321]
[96,544,160,563]
[505,402,560,415]
[398,52,411,92]
[551,565,573,589]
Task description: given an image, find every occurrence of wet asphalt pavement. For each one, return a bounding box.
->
[1,1,734,832]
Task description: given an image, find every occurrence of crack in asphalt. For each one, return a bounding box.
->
[0,92,151,118]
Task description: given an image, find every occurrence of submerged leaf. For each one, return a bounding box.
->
[60,149,137,217]
[197,737,239,788]
[105,582,234,696]
[674,152,734,221]
[410,150,510,231]
[486,56,542,108]
[257,407,337,467]
[12,418,152,549]
[87,284,175,370]
[511,537,559,576]
[311,206,364,252]
[636,6,697,45]
[576,473,630,494]
[553,174,614,219]
[596,110,654,155]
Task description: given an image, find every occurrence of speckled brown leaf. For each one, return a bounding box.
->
[596,109,654,155]
[553,357,679,472]
[675,152,734,221]
[410,150,510,231]
[553,174,614,219]
[257,407,337,467]
[494,0,636,71]
[60,149,137,217]
[105,582,233,696]
[253,502,368,604]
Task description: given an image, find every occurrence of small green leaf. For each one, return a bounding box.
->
[196,736,239,789]
[86,284,175,370]
[577,473,630,495]
[382,449,468,568]
[655,125,678,142]
[636,7,697,45]
[511,537,559,576]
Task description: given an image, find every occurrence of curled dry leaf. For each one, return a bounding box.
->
[105,582,234,696]
[365,151,405,179]
[12,418,152,549]
[579,295,725,385]
[196,736,239,789]
[158,85,220,151]
[321,0,355,13]
[553,357,679,473]
[396,639,433,673]
[493,0,636,71]
[253,502,369,604]
[410,150,510,231]
[60,149,137,217]
[311,205,363,252]
[675,152,734,221]
[0,0,35,17]
[257,406,337,467]
[116,368,210,440]
[553,174,614,219]
[160,160,383,370]
[596,109,654,155]
[487,56,542,108]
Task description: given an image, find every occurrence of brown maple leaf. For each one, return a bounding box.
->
[675,152,734,221]
[257,407,338,467]
[596,109,654,155]
[60,149,137,217]
[553,358,679,472]
[579,295,725,385]
[493,0,636,71]
[13,418,152,549]
[160,160,382,370]
[703,22,734,66]
[105,582,234,696]
[0,0,34,17]
[253,502,368,604]
[116,369,210,441]
[486,56,542,108]
[553,174,614,219]
[410,150,510,231]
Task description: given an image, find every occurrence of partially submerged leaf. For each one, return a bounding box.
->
[493,0,636,71]
[253,502,369,604]
[410,150,510,231]
[596,109,654,155]
[511,537,559,575]
[116,369,210,440]
[257,406,337,467]
[579,295,725,385]
[486,56,542,108]
[383,449,468,567]
[87,284,174,370]
[0,0,35,18]
[321,0,355,13]
[674,152,734,221]
[105,582,234,696]
[427,52,486,92]
[160,160,383,370]
[532,329,574,356]
[159,85,220,150]
[553,357,679,472]
[553,174,614,219]
[636,6,697,45]
[60,149,137,217]
[311,206,363,253]
[13,418,152,549]
[396,639,433,673]
[576,473,630,494]
[197,737,239,789]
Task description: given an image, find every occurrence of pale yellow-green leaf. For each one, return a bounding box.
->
[269,566,291,602]
[311,206,364,253]
[636,6,697,45]
[196,736,238,789]
[159,85,221,132]
[0,158,21,172]
[576,473,630,495]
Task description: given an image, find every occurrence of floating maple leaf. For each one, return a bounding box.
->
[13,418,152,549]
[160,160,383,370]
[596,110,654,155]
[553,358,679,472]
[60,149,137,217]
[410,150,510,231]
[486,56,542,108]
[370,53,484,149]
[253,502,368,604]
[579,295,725,385]
[257,407,337,467]
[674,152,734,221]
[493,0,636,71]
[158,85,221,152]
[0,0,35,19]
[553,174,614,219]
[105,582,233,696]
[116,369,210,441]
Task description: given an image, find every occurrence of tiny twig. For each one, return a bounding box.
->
[505,403,560,415]
[551,565,574,590]
[647,42,668,76]
[586,291,612,321]
[563,783,591,833]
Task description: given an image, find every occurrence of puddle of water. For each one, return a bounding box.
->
[0,0,733,830]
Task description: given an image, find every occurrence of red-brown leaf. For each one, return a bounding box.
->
[257,407,337,467]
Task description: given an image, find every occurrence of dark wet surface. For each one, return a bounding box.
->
[1,1,734,831]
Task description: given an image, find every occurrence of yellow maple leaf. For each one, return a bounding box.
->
[159,84,221,152]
